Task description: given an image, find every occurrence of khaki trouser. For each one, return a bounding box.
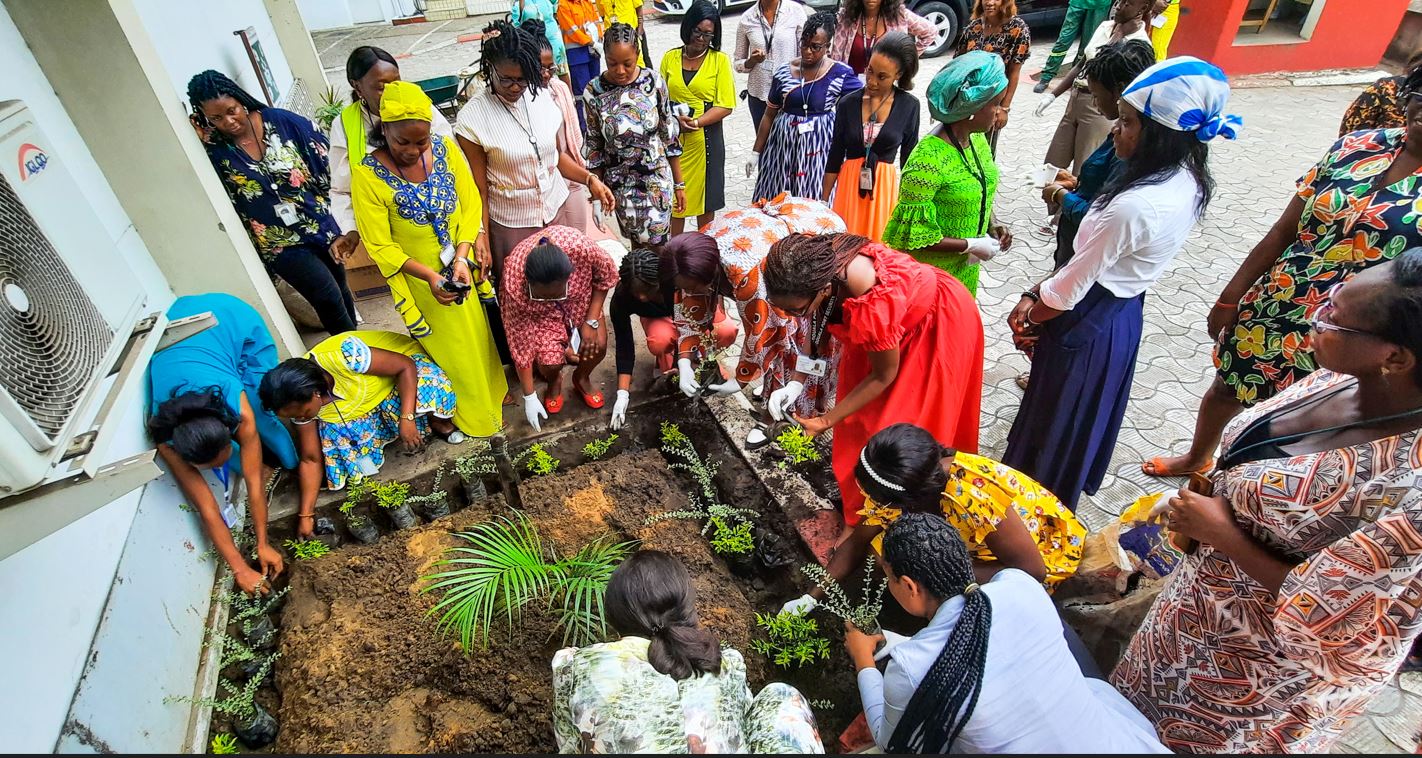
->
[1046,86,1113,176]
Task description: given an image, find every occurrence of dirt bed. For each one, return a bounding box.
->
[272,448,859,754]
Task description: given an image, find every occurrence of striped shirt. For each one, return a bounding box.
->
[454,86,570,229]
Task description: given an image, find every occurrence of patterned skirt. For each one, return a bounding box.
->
[318,353,456,490]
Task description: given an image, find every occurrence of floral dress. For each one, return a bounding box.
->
[1216,129,1422,405]
[299,331,457,490]
[1113,370,1422,753]
[859,451,1086,588]
[552,637,824,754]
[498,224,619,370]
[956,15,1032,65]
[582,68,683,247]
[203,107,339,264]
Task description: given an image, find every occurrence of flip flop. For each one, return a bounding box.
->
[1141,456,1214,478]
[545,394,565,414]
[578,388,605,410]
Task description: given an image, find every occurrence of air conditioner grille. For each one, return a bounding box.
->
[0,170,113,443]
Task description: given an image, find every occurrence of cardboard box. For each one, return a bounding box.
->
[346,264,391,300]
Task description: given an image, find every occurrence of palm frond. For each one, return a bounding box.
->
[549,537,637,646]
[421,512,555,650]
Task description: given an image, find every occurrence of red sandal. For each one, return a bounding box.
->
[545,393,565,414]
[578,388,605,410]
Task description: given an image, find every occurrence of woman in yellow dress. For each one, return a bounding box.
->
[781,422,1085,614]
[659,0,737,235]
[351,81,508,436]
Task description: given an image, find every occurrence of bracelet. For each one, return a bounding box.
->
[1021,290,1040,303]
[452,257,470,268]
[1215,300,1238,310]
[692,118,701,128]
[298,513,314,520]
[674,181,687,190]
[1052,187,1067,204]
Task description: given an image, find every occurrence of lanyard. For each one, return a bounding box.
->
[499,94,545,169]
[946,130,989,236]
[1219,380,1422,470]
[808,291,838,359]
[757,0,778,58]
[862,92,891,151]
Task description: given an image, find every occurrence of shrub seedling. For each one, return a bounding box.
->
[453,444,498,481]
[775,426,822,467]
[314,86,344,131]
[650,423,758,553]
[809,699,835,711]
[515,443,560,476]
[209,732,240,754]
[372,481,411,510]
[707,517,754,555]
[802,556,887,633]
[582,433,619,461]
[750,610,831,669]
[283,538,330,561]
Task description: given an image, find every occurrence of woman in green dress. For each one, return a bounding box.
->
[882,50,1013,296]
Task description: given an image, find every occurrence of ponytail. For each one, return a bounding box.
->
[605,550,722,679]
[148,386,239,465]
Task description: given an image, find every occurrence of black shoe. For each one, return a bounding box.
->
[1033,80,1050,94]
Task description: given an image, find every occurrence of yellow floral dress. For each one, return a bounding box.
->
[859,451,1086,588]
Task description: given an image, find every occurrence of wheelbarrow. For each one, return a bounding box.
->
[415,75,463,121]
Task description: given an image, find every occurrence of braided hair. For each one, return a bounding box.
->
[763,233,870,300]
[479,19,543,96]
[605,550,723,679]
[519,18,555,53]
[1081,39,1156,95]
[604,21,639,55]
[881,513,993,754]
[186,69,265,123]
[620,246,662,286]
[855,423,951,514]
[802,10,838,44]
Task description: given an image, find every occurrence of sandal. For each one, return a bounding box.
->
[1141,456,1214,478]
[578,388,605,410]
[545,394,565,414]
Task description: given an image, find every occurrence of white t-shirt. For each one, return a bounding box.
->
[1039,167,1201,310]
[1084,19,1153,63]
[856,569,1170,754]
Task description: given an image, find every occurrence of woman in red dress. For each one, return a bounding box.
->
[763,232,984,522]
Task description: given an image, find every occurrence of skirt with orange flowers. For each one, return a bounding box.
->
[830,158,900,242]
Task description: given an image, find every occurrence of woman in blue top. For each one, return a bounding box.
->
[148,293,297,596]
[188,70,358,336]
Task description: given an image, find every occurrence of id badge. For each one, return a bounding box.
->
[439,243,456,267]
[859,163,874,192]
[796,119,814,134]
[274,202,299,226]
[569,328,582,354]
[794,354,827,377]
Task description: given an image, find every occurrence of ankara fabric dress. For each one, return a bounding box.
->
[753,62,862,202]
[582,68,683,246]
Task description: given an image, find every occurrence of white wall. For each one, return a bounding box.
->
[132,0,295,107]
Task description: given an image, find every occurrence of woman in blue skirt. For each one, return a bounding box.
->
[1003,57,1239,510]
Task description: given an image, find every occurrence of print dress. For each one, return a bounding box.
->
[498,224,619,370]
[582,68,683,246]
[1216,129,1422,406]
[1113,370,1422,753]
[753,61,863,202]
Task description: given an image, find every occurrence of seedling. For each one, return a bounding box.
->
[227,586,289,648]
[372,481,411,510]
[582,433,619,461]
[314,86,344,131]
[515,443,560,476]
[453,444,498,481]
[210,732,240,754]
[802,556,886,634]
[166,653,278,720]
[649,423,757,549]
[692,331,732,397]
[809,699,835,711]
[283,538,330,561]
[407,466,451,517]
[707,517,754,555]
[750,610,831,669]
[340,477,375,514]
[775,426,822,467]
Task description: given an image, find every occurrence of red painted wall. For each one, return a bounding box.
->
[1170,0,1409,76]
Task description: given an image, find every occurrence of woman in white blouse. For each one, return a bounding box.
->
[456,20,613,280]
[1004,56,1238,511]
[734,0,809,132]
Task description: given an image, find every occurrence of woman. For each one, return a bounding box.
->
[351,80,508,437]
[1115,250,1422,753]
[751,13,863,202]
[1150,0,1179,60]
[552,550,824,753]
[660,0,737,235]
[457,21,613,277]
[608,246,737,429]
[1034,0,1152,175]
[511,0,569,86]
[881,52,1010,296]
[187,70,356,335]
[1041,39,1157,269]
[1146,65,1422,478]
[823,31,920,241]
[782,422,1084,616]
[329,46,455,254]
[847,513,1169,753]
[734,0,810,130]
[147,293,295,596]
[553,0,604,113]
[523,19,600,236]
[763,233,983,526]
[258,330,461,535]
[1339,51,1422,135]
[956,0,1031,150]
[583,23,687,248]
[501,226,619,431]
[1005,57,1235,510]
[827,0,935,75]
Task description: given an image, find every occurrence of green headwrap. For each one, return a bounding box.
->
[927,50,1008,125]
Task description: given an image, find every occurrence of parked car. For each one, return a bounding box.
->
[653,0,1069,60]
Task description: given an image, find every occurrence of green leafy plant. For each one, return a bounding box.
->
[693,331,732,392]
[750,610,831,669]
[809,699,835,711]
[314,85,344,131]
[283,538,330,561]
[802,556,886,633]
[166,653,278,720]
[514,443,560,476]
[454,443,498,481]
[407,466,450,511]
[421,511,636,650]
[707,517,754,555]
[649,423,757,555]
[582,433,619,461]
[226,586,289,648]
[340,477,375,514]
[209,732,240,754]
[775,426,822,467]
[372,480,411,510]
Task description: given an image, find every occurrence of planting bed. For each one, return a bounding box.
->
[214,400,866,753]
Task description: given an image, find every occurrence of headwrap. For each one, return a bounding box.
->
[926,50,1007,125]
[1122,56,1241,142]
[378,80,433,123]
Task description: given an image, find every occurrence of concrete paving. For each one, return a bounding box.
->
[304,15,1420,753]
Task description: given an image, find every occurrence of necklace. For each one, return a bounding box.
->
[683,46,708,60]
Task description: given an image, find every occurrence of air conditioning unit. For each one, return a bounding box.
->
[0,100,150,495]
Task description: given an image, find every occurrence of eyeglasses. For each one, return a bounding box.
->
[1310,282,1382,338]
[802,42,828,52]
[492,72,528,89]
[689,29,715,40]
[527,280,569,302]
[539,65,556,77]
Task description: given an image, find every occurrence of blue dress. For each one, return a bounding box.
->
[147,293,298,474]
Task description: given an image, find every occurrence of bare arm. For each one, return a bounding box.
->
[752,102,780,153]
[1049,63,1080,97]
[457,136,493,239]
[292,421,323,534]
[978,507,1048,583]
[158,444,254,584]
[810,524,882,601]
[814,348,899,430]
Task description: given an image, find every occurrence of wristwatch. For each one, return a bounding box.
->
[584,318,601,329]
[400,412,416,421]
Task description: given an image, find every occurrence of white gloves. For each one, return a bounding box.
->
[745,151,760,178]
[767,380,804,421]
[610,389,630,430]
[676,358,700,398]
[963,236,1002,262]
[780,594,818,616]
[706,376,742,396]
[1034,92,1059,117]
[523,392,547,432]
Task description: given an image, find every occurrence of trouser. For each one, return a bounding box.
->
[268,242,357,335]
[1040,2,1110,82]
[642,310,737,372]
[1152,1,1180,60]
[566,44,601,130]
[1063,622,1105,680]
[1046,87,1112,176]
[747,95,767,133]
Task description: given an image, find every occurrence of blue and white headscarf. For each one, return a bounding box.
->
[1122,56,1241,142]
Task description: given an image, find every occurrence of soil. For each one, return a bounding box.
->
[269,439,862,754]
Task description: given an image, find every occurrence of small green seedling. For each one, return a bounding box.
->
[339,477,374,515]
[517,443,560,476]
[283,538,330,561]
[372,481,411,509]
[707,518,754,555]
[209,732,240,754]
[453,445,498,480]
[809,699,835,711]
[750,610,831,669]
[775,426,822,467]
[802,556,886,634]
[582,434,619,461]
